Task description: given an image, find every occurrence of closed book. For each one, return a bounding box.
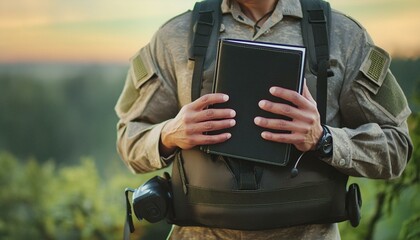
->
[201,38,306,166]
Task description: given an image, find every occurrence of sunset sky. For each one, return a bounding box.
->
[1,0,419,63]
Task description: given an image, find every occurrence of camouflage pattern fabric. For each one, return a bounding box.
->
[115,0,412,238]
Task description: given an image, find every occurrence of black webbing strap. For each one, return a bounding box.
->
[123,219,131,240]
[189,0,222,101]
[186,180,337,205]
[123,188,135,240]
[239,160,258,190]
[224,157,261,190]
[300,0,332,124]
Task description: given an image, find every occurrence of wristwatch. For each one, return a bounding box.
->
[314,125,333,158]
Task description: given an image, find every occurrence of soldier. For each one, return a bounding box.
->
[115,0,412,239]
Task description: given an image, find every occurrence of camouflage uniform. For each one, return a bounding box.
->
[115,0,413,239]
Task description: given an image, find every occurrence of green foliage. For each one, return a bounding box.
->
[390,58,420,113]
[0,152,171,240]
[399,215,420,240]
[339,113,420,240]
[0,63,126,165]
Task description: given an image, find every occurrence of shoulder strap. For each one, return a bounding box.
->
[300,0,332,124]
[189,0,223,102]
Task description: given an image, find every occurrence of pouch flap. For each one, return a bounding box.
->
[130,48,156,89]
[358,45,390,94]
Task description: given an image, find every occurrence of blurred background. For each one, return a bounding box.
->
[0,0,419,239]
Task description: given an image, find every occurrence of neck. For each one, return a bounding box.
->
[235,0,278,22]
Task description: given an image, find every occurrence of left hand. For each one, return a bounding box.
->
[254,81,323,152]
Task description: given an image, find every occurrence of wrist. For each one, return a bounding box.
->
[160,120,178,157]
[314,125,333,158]
[159,140,177,158]
[312,124,324,150]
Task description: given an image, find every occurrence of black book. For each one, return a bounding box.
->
[201,38,306,166]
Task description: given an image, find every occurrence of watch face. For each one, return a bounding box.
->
[322,135,333,154]
[315,126,333,158]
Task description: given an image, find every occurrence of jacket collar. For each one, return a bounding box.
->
[221,0,303,19]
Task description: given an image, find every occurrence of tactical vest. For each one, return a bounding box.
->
[167,0,362,230]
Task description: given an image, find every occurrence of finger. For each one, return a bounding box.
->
[254,117,302,132]
[258,100,303,120]
[188,132,232,147]
[258,100,320,125]
[254,117,314,136]
[191,93,230,110]
[194,108,236,122]
[269,86,313,109]
[260,131,316,152]
[195,119,236,133]
[260,131,306,145]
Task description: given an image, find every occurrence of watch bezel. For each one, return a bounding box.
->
[315,125,333,157]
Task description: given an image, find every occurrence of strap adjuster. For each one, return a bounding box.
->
[308,9,326,23]
[196,11,214,35]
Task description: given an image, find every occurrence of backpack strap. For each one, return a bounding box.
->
[189,0,223,102]
[300,0,332,124]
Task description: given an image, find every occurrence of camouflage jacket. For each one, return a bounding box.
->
[115,0,413,239]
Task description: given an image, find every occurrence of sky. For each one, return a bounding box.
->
[0,0,419,63]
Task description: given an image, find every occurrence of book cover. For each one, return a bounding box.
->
[201,38,306,166]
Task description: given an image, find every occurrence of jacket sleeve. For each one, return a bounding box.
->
[115,34,179,174]
[323,27,413,179]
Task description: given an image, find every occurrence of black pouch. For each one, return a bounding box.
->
[346,183,362,227]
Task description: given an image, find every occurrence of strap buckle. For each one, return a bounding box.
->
[308,9,327,23]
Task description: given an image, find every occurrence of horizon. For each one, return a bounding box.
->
[1,0,419,63]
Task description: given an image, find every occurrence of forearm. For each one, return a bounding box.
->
[325,123,412,179]
[117,120,173,173]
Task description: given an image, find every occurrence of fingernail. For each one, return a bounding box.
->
[261,132,269,139]
[230,119,236,126]
[223,95,229,101]
[230,110,236,117]
[226,133,232,139]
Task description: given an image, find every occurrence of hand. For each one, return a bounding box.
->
[254,82,323,152]
[160,93,236,155]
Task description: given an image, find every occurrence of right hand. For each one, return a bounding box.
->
[160,93,236,155]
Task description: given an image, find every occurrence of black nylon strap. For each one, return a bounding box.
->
[239,160,258,190]
[123,219,131,240]
[186,180,336,205]
[191,56,206,101]
[300,0,331,124]
[309,8,329,124]
[123,188,135,240]
[190,0,222,101]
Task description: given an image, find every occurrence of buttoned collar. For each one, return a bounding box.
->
[221,0,302,39]
[221,0,303,18]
